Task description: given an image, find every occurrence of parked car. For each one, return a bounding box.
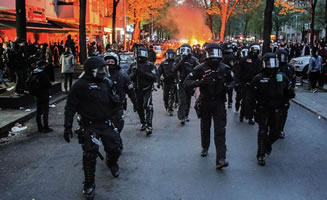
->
[153,45,163,59]
[119,52,135,73]
[290,56,311,78]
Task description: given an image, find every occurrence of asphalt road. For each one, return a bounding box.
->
[0,89,327,200]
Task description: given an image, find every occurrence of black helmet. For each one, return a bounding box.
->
[223,43,233,54]
[104,51,120,65]
[276,49,288,64]
[135,46,148,59]
[180,44,192,56]
[83,56,107,72]
[204,43,223,60]
[262,53,279,69]
[165,49,176,60]
[249,44,261,56]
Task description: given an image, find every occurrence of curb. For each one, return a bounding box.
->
[0,94,67,138]
[291,98,327,121]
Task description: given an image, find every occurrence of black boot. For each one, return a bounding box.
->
[257,156,266,166]
[140,123,146,131]
[201,148,208,157]
[106,154,120,178]
[279,131,285,139]
[216,159,229,169]
[248,118,255,125]
[83,155,96,200]
[228,102,232,108]
[235,102,240,112]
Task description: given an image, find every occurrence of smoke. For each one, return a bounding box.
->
[163,4,212,45]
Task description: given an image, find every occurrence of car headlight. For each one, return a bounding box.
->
[296,60,304,65]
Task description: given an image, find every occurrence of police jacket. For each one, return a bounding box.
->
[279,63,296,89]
[237,56,262,85]
[128,60,157,90]
[158,59,176,84]
[173,55,200,83]
[64,75,118,129]
[110,69,136,106]
[222,54,238,71]
[251,71,294,109]
[184,62,234,101]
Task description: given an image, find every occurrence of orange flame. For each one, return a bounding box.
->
[165,5,212,47]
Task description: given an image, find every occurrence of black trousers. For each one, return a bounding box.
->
[35,94,49,130]
[280,102,290,132]
[63,73,73,92]
[227,89,233,104]
[256,108,283,157]
[81,126,121,186]
[240,84,254,119]
[177,84,193,120]
[136,88,154,126]
[15,68,26,93]
[235,85,242,107]
[309,71,320,89]
[163,82,175,111]
[200,99,227,163]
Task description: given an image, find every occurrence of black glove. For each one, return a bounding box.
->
[64,128,73,143]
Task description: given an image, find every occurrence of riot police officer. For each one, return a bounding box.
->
[173,44,200,125]
[184,43,234,169]
[128,47,158,135]
[276,48,296,139]
[236,44,262,125]
[222,43,238,108]
[64,56,122,200]
[234,47,249,112]
[104,52,137,144]
[158,49,177,116]
[251,53,295,166]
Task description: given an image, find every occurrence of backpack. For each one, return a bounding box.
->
[26,72,41,96]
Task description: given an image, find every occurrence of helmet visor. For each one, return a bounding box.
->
[180,47,191,55]
[206,48,223,59]
[166,52,175,60]
[136,49,148,58]
[263,58,279,68]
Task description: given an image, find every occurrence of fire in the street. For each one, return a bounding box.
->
[164,5,212,47]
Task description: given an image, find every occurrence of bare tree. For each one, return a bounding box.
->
[112,0,120,43]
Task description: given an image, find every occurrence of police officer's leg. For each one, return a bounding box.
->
[256,110,268,166]
[64,73,68,92]
[227,89,233,108]
[101,127,122,178]
[200,102,211,157]
[168,84,175,113]
[245,86,255,125]
[163,82,169,110]
[266,110,283,154]
[178,84,186,123]
[145,90,154,134]
[280,103,290,138]
[81,131,98,199]
[35,96,43,132]
[212,101,228,169]
[235,86,242,112]
[112,108,124,150]
[42,94,50,130]
[136,90,146,130]
[239,85,246,121]
[184,88,194,121]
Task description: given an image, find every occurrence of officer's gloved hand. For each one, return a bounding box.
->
[64,128,73,143]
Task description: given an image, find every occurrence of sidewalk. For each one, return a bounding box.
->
[291,81,327,120]
[0,94,67,137]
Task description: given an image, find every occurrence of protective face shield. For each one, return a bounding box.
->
[180,47,192,56]
[279,53,288,63]
[250,45,260,56]
[241,49,249,57]
[165,52,176,60]
[205,48,223,60]
[263,57,279,69]
[135,48,148,63]
[92,65,107,81]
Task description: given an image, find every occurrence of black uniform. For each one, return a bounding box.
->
[222,53,238,107]
[279,62,296,137]
[184,61,234,166]
[251,68,294,166]
[128,60,157,132]
[173,55,200,122]
[158,59,177,113]
[237,55,262,123]
[110,68,137,133]
[64,57,121,199]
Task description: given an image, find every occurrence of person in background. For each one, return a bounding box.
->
[318,42,327,88]
[60,47,75,94]
[308,48,322,93]
[148,45,157,64]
